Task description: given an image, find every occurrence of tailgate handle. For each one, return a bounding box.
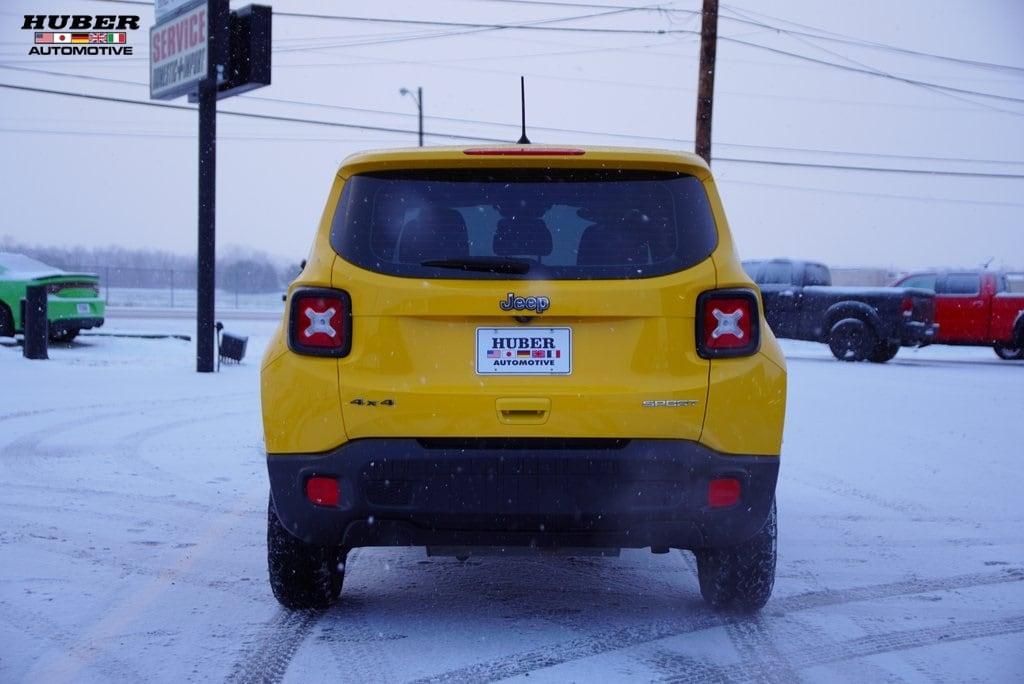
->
[496,398,550,425]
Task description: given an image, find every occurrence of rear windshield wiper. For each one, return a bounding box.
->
[421,257,531,274]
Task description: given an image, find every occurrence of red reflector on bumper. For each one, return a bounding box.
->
[708,478,741,508]
[305,476,340,507]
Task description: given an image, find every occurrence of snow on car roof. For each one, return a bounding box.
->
[0,252,67,279]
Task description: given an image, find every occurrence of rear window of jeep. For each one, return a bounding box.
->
[329,169,717,280]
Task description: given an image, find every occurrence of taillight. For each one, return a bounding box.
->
[901,296,914,317]
[462,147,585,156]
[44,282,98,296]
[696,289,760,358]
[288,288,352,357]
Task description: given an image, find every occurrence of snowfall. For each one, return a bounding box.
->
[1,314,1021,683]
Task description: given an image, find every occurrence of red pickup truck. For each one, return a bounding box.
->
[893,271,1024,360]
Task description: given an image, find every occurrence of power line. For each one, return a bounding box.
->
[719,3,1024,117]
[717,2,1024,74]
[85,0,1024,75]
[713,156,1024,179]
[0,125,394,143]
[5,63,1022,167]
[216,9,1024,107]
[25,3,1024,109]
[719,35,1024,107]
[0,121,1017,205]
[5,81,1024,178]
[0,81,507,142]
[477,0,1024,73]
[719,178,1024,208]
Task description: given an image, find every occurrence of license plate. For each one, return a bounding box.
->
[77,303,91,314]
[476,327,572,375]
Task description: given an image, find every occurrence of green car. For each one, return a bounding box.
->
[0,253,105,342]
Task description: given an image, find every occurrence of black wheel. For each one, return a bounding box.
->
[695,502,777,612]
[0,303,13,337]
[828,318,876,362]
[49,328,79,343]
[993,344,1024,360]
[268,497,345,609]
[868,340,900,363]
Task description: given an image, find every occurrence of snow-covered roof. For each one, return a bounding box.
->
[0,252,67,280]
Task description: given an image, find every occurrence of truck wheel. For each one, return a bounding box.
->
[268,497,346,610]
[828,318,875,362]
[868,340,900,363]
[993,344,1023,360]
[695,502,777,612]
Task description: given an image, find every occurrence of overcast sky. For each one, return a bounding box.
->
[1,0,1021,270]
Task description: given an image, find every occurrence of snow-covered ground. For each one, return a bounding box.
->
[1,320,1022,683]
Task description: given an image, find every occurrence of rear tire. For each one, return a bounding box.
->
[268,497,345,609]
[868,340,900,363]
[695,502,777,612]
[993,344,1023,360]
[0,303,13,337]
[828,318,876,362]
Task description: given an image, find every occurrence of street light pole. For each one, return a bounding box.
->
[400,86,423,146]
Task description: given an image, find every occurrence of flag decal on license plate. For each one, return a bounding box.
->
[476,328,572,375]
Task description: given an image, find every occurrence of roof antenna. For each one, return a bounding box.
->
[517,76,531,144]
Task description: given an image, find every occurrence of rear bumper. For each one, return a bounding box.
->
[899,320,938,346]
[268,439,779,551]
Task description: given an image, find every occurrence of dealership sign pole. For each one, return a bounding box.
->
[150,0,271,373]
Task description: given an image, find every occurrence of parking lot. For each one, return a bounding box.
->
[0,318,1020,682]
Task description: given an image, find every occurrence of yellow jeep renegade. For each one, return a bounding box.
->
[261,145,786,611]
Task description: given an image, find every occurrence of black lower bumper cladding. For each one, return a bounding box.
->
[268,438,779,551]
[51,316,104,331]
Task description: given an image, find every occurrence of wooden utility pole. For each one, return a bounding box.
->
[694,0,719,164]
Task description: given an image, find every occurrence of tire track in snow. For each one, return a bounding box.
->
[0,481,256,516]
[224,609,323,684]
[722,617,801,684]
[21,483,266,683]
[0,398,251,467]
[653,615,1024,683]
[410,568,1023,683]
[787,471,935,518]
[0,409,133,461]
[110,408,254,487]
[0,599,146,682]
[224,550,363,684]
[0,391,250,424]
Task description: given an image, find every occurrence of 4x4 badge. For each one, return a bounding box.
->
[499,292,550,314]
[350,398,395,407]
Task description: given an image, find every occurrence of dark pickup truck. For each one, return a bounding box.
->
[743,259,937,362]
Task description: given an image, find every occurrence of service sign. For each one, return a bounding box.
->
[150,1,207,100]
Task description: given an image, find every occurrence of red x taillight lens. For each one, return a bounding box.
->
[288,288,352,357]
[696,289,760,358]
